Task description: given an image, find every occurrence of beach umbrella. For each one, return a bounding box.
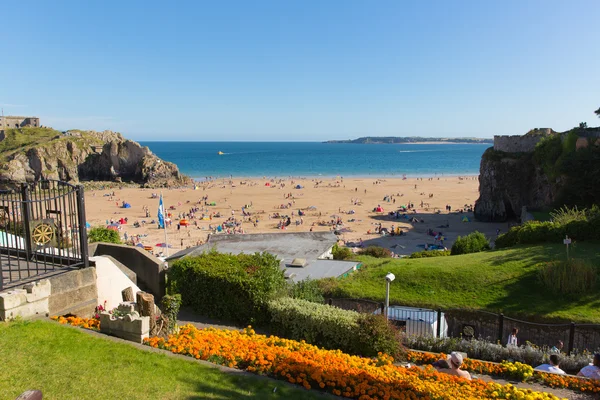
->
[85,222,91,229]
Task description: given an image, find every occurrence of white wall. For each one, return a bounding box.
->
[92,256,141,311]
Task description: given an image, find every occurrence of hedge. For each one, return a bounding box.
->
[268,297,402,357]
[409,250,451,258]
[167,251,286,325]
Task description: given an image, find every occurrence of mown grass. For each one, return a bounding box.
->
[331,242,600,323]
[0,320,325,400]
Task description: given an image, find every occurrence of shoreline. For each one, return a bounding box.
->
[186,173,480,181]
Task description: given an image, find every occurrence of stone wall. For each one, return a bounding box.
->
[493,134,547,153]
[0,116,40,130]
[0,267,98,320]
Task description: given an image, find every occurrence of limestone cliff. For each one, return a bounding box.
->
[0,127,190,187]
[474,148,558,222]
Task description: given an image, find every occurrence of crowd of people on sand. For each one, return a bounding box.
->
[428,328,600,382]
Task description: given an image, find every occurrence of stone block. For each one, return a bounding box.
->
[0,289,28,310]
[23,280,51,302]
[0,299,49,320]
[99,311,150,343]
[48,284,97,315]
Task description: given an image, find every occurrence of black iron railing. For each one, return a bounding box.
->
[328,298,600,353]
[0,180,89,290]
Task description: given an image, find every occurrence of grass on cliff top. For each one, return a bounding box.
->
[0,127,101,160]
[330,241,600,323]
[0,320,325,400]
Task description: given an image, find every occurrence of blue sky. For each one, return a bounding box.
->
[1,0,599,141]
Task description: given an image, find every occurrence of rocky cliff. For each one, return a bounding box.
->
[473,148,559,222]
[0,127,190,187]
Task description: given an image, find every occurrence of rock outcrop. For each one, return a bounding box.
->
[474,148,558,222]
[0,128,190,187]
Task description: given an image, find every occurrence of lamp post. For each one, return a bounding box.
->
[385,272,395,320]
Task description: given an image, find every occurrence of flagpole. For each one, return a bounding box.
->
[162,191,169,257]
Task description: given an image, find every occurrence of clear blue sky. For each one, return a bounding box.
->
[2,0,599,141]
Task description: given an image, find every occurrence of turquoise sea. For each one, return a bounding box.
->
[139,142,490,179]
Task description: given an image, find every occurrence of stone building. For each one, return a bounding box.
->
[0,116,40,129]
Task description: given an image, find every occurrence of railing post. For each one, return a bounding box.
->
[76,185,89,268]
[568,322,576,355]
[436,308,442,338]
[498,313,504,344]
[20,183,33,259]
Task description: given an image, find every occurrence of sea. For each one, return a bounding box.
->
[139,141,490,179]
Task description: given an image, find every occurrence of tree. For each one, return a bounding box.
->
[579,122,588,129]
[595,107,600,118]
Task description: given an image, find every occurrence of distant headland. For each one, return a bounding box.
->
[323,136,493,144]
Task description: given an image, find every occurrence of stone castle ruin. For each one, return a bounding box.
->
[0,116,40,130]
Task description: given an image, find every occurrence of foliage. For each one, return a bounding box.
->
[496,206,600,248]
[331,243,353,260]
[354,313,403,357]
[329,242,600,323]
[145,324,563,399]
[450,231,490,255]
[167,251,286,325]
[533,134,563,178]
[1,320,319,400]
[549,205,588,225]
[160,294,182,334]
[409,249,450,258]
[538,258,596,295]
[267,297,401,357]
[596,107,600,117]
[404,336,595,373]
[358,246,392,258]
[287,278,324,304]
[88,226,121,244]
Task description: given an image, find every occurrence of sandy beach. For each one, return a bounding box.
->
[85,176,506,257]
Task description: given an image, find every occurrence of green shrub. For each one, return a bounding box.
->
[450,231,490,255]
[409,250,451,258]
[494,211,600,248]
[167,251,286,325]
[358,246,392,258]
[88,227,121,244]
[355,313,403,357]
[268,297,402,357]
[160,294,182,334]
[332,243,353,260]
[288,278,324,304]
[538,258,597,295]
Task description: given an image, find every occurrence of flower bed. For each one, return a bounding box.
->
[144,325,562,399]
[407,350,600,394]
[51,315,100,330]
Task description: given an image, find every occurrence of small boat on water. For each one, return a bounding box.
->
[218,151,224,155]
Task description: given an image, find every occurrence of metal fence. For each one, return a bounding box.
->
[328,298,600,353]
[0,180,89,290]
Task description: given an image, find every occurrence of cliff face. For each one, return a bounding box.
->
[0,128,189,187]
[474,148,558,222]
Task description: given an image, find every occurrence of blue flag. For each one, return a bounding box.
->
[157,194,165,229]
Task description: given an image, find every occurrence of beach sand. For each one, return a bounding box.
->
[85,176,506,257]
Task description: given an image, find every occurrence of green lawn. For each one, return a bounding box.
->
[332,242,600,323]
[0,320,326,400]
